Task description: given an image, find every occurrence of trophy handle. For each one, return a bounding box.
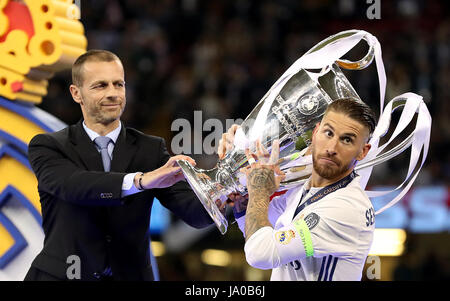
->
[306,30,376,70]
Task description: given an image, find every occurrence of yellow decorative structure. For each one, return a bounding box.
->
[0,0,86,103]
[0,0,85,278]
[0,154,40,213]
[0,105,47,150]
[0,223,14,256]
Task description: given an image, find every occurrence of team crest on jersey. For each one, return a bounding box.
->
[275,230,296,245]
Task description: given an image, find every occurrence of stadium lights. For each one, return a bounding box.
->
[201,249,232,267]
[368,229,407,256]
[151,241,166,257]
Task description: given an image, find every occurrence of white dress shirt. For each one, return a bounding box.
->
[82,121,142,197]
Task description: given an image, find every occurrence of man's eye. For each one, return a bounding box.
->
[342,137,353,144]
[324,130,333,137]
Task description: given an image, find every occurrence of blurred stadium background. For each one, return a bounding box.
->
[27,0,450,281]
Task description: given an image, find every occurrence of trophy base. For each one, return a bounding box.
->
[177,160,229,234]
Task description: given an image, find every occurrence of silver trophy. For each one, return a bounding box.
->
[177,30,424,234]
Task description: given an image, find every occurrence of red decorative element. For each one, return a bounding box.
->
[0,1,35,43]
[11,81,23,93]
[270,190,287,201]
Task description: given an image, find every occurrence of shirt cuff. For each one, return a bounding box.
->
[121,172,143,197]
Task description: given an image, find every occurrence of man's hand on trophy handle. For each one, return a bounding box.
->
[218,124,240,160]
[255,138,270,162]
[138,155,196,189]
[241,141,286,196]
[256,139,285,178]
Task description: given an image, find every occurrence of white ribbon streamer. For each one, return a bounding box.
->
[359,93,431,214]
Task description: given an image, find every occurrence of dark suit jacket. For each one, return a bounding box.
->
[25,120,212,280]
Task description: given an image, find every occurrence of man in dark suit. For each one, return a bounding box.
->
[24,50,213,281]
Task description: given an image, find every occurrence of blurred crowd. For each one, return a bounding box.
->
[392,232,450,281]
[36,0,449,281]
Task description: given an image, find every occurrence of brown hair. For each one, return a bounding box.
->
[72,49,122,86]
[324,98,377,137]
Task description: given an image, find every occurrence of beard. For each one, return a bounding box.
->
[312,147,353,180]
[94,107,122,125]
[81,96,125,125]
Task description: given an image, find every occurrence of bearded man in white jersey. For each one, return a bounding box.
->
[219,98,377,281]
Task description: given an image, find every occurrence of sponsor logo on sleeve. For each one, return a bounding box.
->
[304,212,320,230]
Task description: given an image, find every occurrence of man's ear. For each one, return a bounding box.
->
[311,122,320,142]
[70,84,82,105]
[356,143,371,161]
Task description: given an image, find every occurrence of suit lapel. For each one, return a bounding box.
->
[69,120,104,171]
[110,124,137,172]
[69,120,137,172]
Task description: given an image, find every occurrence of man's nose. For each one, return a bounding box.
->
[325,137,338,155]
[105,83,120,100]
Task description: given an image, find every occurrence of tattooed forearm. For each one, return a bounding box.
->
[245,168,275,241]
[245,194,271,241]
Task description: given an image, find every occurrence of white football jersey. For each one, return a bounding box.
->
[236,175,375,281]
